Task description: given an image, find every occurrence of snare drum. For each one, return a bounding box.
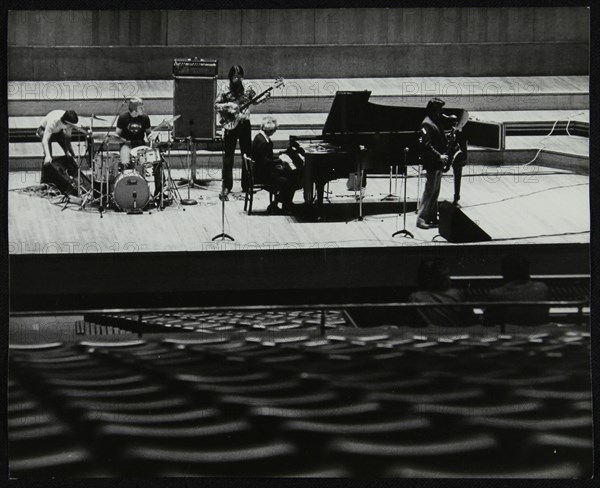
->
[130,146,161,179]
[93,152,120,182]
[112,170,150,212]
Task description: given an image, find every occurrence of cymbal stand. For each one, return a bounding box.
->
[78,118,97,207]
[392,148,414,239]
[158,140,185,211]
[86,104,123,217]
[81,143,109,218]
[180,137,198,205]
[60,130,86,211]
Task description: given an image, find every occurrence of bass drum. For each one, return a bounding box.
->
[112,170,150,212]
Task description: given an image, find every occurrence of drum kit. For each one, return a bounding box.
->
[67,115,183,216]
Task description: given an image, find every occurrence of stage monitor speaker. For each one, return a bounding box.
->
[439,201,492,243]
[173,76,217,139]
[41,156,91,195]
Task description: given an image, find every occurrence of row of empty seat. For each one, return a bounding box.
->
[9,310,592,478]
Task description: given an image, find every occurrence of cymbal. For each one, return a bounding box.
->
[94,133,126,144]
[81,114,107,121]
[153,115,181,131]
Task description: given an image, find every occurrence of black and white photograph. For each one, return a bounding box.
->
[5,2,594,480]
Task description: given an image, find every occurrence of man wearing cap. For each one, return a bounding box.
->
[37,109,79,165]
[416,98,449,229]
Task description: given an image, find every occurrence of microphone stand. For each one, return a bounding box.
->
[212,146,234,242]
[392,147,414,239]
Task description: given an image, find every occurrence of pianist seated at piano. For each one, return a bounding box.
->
[251,116,302,214]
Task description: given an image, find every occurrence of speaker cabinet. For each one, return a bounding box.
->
[41,156,91,195]
[439,201,492,243]
[173,76,217,139]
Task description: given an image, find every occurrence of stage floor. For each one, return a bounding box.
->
[8,163,589,255]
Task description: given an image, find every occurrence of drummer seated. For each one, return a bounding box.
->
[116,97,163,199]
[251,116,301,214]
[116,97,152,168]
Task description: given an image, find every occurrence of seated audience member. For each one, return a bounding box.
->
[485,253,550,325]
[409,259,477,327]
[251,116,301,214]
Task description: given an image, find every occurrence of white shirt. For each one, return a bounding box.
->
[40,110,72,136]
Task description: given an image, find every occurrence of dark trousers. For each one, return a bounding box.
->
[272,167,300,208]
[452,163,463,202]
[452,133,468,202]
[223,119,251,192]
[417,169,442,222]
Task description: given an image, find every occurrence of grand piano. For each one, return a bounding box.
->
[290,91,503,206]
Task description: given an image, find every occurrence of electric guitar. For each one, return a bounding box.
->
[218,77,285,131]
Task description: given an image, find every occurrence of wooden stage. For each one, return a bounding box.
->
[8,163,589,255]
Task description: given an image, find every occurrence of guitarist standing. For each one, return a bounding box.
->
[215,65,269,195]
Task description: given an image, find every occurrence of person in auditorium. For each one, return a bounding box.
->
[37,109,79,165]
[485,253,550,326]
[251,116,301,214]
[215,65,268,196]
[116,97,163,200]
[416,98,449,229]
[409,259,477,327]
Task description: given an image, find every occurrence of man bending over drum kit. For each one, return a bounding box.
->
[37,109,79,165]
[116,97,163,200]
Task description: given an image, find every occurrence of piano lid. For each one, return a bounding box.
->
[322,91,371,136]
[323,91,425,137]
[321,90,502,150]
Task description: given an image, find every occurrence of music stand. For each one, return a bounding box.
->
[392,148,414,239]
[381,164,400,201]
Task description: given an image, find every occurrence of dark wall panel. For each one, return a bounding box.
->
[166,10,243,46]
[89,10,167,46]
[8,43,590,81]
[8,7,589,47]
[315,8,389,44]
[532,7,590,42]
[8,10,95,46]
[240,9,315,45]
